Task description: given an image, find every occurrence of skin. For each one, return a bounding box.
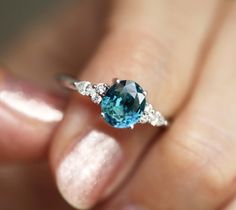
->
[0,0,236,209]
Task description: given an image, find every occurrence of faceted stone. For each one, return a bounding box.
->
[84,84,94,96]
[75,81,91,95]
[91,93,102,104]
[100,80,146,128]
[95,83,109,95]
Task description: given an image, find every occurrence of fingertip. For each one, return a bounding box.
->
[55,130,123,209]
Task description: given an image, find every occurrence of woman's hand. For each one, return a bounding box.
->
[0,0,236,210]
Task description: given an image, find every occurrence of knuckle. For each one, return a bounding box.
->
[108,28,172,83]
[106,28,176,111]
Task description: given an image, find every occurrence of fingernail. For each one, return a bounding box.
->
[0,69,65,160]
[0,70,64,122]
[56,130,123,209]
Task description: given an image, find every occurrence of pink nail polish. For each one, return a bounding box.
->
[0,70,64,122]
[56,130,123,209]
[0,70,65,160]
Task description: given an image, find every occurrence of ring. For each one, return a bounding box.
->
[59,74,168,129]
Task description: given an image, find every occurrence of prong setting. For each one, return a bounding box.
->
[143,91,148,96]
[101,112,105,118]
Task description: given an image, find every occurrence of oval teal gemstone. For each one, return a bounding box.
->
[100,80,146,128]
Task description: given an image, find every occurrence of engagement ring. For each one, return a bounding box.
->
[59,75,168,129]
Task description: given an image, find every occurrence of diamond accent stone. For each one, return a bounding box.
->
[74,81,91,95]
[139,102,167,126]
[95,83,109,95]
[91,93,102,104]
[74,81,102,104]
[84,84,94,96]
[139,113,149,123]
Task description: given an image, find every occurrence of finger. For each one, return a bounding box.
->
[50,0,221,209]
[101,3,236,210]
[0,1,105,160]
[0,69,64,161]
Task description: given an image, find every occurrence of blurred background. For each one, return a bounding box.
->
[0,0,64,51]
[0,0,107,90]
[0,0,67,89]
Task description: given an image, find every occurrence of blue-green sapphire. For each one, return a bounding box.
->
[100,80,146,128]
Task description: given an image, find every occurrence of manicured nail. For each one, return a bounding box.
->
[56,130,123,209]
[0,70,64,122]
[0,69,65,160]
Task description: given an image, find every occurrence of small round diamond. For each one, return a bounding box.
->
[95,83,109,95]
[85,84,94,96]
[149,111,167,126]
[91,94,102,104]
[75,81,91,95]
[144,103,154,114]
